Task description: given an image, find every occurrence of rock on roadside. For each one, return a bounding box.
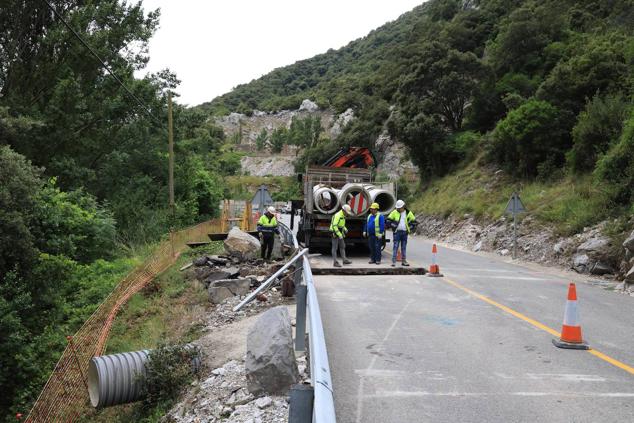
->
[245,307,299,395]
[224,227,261,261]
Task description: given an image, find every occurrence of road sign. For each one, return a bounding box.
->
[505,192,526,215]
[505,192,527,260]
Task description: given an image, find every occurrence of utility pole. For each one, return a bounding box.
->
[168,91,175,220]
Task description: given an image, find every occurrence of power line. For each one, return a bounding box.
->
[42,0,163,125]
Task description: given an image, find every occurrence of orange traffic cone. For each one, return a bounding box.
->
[552,283,588,350]
[427,243,443,277]
[396,248,402,262]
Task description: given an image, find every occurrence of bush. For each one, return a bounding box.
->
[141,344,203,407]
[594,109,634,205]
[489,99,568,178]
[568,94,630,172]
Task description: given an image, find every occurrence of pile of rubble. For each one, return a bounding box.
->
[163,359,289,423]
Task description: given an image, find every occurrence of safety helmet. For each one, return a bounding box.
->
[395,200,405,209]
[267,206,276,214]
[370,202,380,210]
[342,204,352,214]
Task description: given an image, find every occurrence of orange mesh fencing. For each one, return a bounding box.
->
[25,219,223,422]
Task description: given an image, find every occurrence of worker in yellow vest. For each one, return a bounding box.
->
[364,202,385,264]
[330,204,353,267]
[387,200,416,267]
[257,206,279,260]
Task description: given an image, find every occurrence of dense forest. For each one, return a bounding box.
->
[204,0,634,211]
[0,1,242,418]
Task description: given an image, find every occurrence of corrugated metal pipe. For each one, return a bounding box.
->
[88,350,149,408]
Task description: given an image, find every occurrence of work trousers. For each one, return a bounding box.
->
[368,235,382,263]
[392,230,408,262]
[331,237,347,262]
[261,233,274,260]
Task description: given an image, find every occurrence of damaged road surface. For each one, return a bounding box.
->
[316,237,634,423]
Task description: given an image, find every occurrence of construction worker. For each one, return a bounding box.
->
[364,202,385,264]
[387,199,416,267]
[257,206,279,260]
[330,204,353,267]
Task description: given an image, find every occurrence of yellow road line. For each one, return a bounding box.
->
[442,276,634,376]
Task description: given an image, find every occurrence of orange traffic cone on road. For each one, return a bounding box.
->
[396,248,402,262]
[427,243,443,277]
[553,283,588,350]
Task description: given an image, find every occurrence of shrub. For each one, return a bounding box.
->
[489,99,568,178]
[141,344,203,408]
[568,94,630,172]
[594,109,634,205]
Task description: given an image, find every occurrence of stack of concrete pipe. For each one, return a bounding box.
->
[311,183,395,216]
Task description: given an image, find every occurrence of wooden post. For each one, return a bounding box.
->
[168,92,175,220]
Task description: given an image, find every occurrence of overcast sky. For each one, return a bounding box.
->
[139,0,424,106]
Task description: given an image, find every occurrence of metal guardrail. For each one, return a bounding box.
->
[278,222,337,423]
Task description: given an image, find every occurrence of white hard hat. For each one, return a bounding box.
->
[395,200,405,209]
[267,206,276,214]
[342,204,352,214]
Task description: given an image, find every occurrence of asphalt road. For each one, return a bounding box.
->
[315,233,634,423]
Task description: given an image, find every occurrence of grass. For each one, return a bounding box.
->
[410,157,620,236]
[86,242,224,423]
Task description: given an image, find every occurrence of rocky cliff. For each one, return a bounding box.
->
[215,100,419,179]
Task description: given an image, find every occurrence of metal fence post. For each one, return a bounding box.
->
[295,267,307,352]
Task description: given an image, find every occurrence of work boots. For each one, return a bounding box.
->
[402,260,410,266]
[343,259,352,265]
[333,261,342,267]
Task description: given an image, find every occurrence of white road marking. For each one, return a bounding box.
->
[356,299,414,423]
[363,391,634,399]
[525,373,607,382]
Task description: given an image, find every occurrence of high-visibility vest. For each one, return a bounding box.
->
[257,214,278,233]
[387,209,416,233]
[330,210,347,237]
[366,213,385,236]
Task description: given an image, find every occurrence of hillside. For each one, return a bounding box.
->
[197,0,634,281]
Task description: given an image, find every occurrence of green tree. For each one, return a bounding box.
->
[255,128,268,150]
[595,109,634,205]
[568,94,630,172]
[490,99,567,178]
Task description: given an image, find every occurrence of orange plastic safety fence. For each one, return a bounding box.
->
[25,219,222,422]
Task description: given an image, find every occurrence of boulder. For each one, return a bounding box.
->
[572,254,590,273]
[577,237,611,259]
[208,278,251,304]
[194,257,208,267]
[298,99,319,112]
[623,230,634,252]
[203,270,232,287]
[207,255,230,266]
[590,261,613,276]
[224,227,260,260]
[195,267,217,282]
[246,307,299,395]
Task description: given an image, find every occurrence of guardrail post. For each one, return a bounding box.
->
[289,384,314,423]
[295,266,307,352]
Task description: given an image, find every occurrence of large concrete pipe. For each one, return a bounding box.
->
[88,350,149,408]
[338,183,371,216]
[365,186,396,215]
[312,184,340,214]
